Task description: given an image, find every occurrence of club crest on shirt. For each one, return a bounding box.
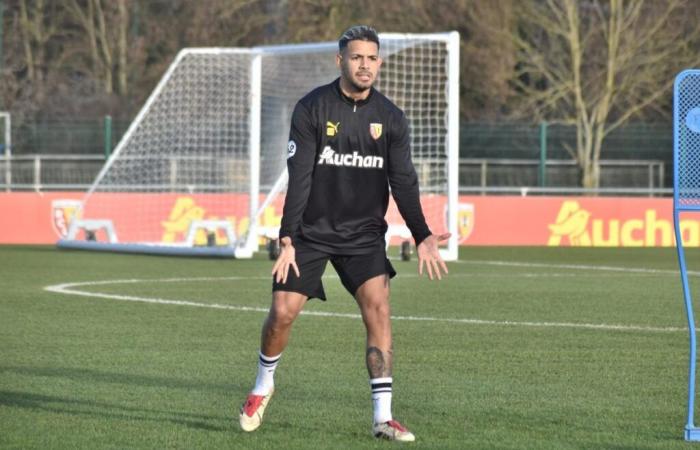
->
[287,140,297,159]
[369,123,382,140]
[326,121,340,136]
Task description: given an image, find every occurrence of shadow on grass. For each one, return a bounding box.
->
[0,389,228,431]
[0,389,366,440]
[0,364,254,433]
[0,365,371,440]
[0,365,243,393]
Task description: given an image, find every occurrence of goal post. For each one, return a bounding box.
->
[58,32,460,260]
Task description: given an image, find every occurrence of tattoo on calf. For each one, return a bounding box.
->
[366,346,393,378]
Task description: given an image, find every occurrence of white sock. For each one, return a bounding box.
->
[370,377,393,424]
[251,350,281,395]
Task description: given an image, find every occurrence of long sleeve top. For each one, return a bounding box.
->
[279,78,431,254]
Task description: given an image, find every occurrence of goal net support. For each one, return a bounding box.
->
[58,32,460,260]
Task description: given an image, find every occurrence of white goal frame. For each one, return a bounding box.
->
[58,32,460,260]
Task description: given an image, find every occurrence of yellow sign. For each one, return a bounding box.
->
[161,197,206,243]
[161,197,283,246]
[547,201,591,246]
[547,200,700,247]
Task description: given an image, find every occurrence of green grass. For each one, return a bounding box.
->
[0,245,698,449]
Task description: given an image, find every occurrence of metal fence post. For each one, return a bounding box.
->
[1,111,10,192]
[104,115,113,160]
[539,121,548,187]
[33,155,40,192]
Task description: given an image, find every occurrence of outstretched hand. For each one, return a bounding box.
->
[271,237,300,284]
[416,233,451,280]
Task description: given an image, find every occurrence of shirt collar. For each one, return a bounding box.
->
[333,78,374,107]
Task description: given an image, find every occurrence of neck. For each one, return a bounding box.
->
[339,77,370,101]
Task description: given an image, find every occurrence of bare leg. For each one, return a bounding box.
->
[355,274,392,378]
[247,290,306,396]
[261,290,307,356]
[240,291,307,431]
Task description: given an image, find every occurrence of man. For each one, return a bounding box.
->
[239,25,450,442]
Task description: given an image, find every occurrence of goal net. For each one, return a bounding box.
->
[58,32,460,259]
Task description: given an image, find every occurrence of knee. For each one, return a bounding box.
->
[269,298,302,328]
[362,296,391,320]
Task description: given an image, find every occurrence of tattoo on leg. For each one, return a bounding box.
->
[366,346,393,378]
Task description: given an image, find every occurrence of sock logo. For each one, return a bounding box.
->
[317,146,383,169]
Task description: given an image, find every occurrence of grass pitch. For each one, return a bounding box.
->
[0,245,697,449]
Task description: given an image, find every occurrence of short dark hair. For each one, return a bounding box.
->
[338,25,380,51]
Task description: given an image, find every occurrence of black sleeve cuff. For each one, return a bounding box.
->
[413,229,432,247]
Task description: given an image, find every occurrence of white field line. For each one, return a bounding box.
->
[457,259,697,276]
[43,260,691,334]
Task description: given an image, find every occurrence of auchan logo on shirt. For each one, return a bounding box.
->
[317,146,384,169]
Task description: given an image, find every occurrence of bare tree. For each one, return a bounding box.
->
[116,0,127,95]
[509,0,700,188]
[285,0,365,42]
[6,0,700,158]
[462,0,518,120]
[92,0,112,93]
[16,0,64,101]
[64,0,120,94]
[183,0,272,46]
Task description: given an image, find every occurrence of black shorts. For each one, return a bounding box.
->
[272,240,397,300]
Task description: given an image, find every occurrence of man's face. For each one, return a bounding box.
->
[337,39,382,92]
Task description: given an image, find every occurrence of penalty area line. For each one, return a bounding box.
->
[43,279,685,334]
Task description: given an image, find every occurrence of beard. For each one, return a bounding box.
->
[341,63,373,92]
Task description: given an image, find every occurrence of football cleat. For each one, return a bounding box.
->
[373,419,416,442]
[239,390,273,432]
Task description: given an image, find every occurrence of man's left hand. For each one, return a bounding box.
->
[416,233,451,280]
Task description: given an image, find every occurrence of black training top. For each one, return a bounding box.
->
[279,78,431,254]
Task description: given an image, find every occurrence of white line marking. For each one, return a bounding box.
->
[43,272,688,334]
[458,259,695,276]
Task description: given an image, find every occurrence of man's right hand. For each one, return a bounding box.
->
[271,237,300,284]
